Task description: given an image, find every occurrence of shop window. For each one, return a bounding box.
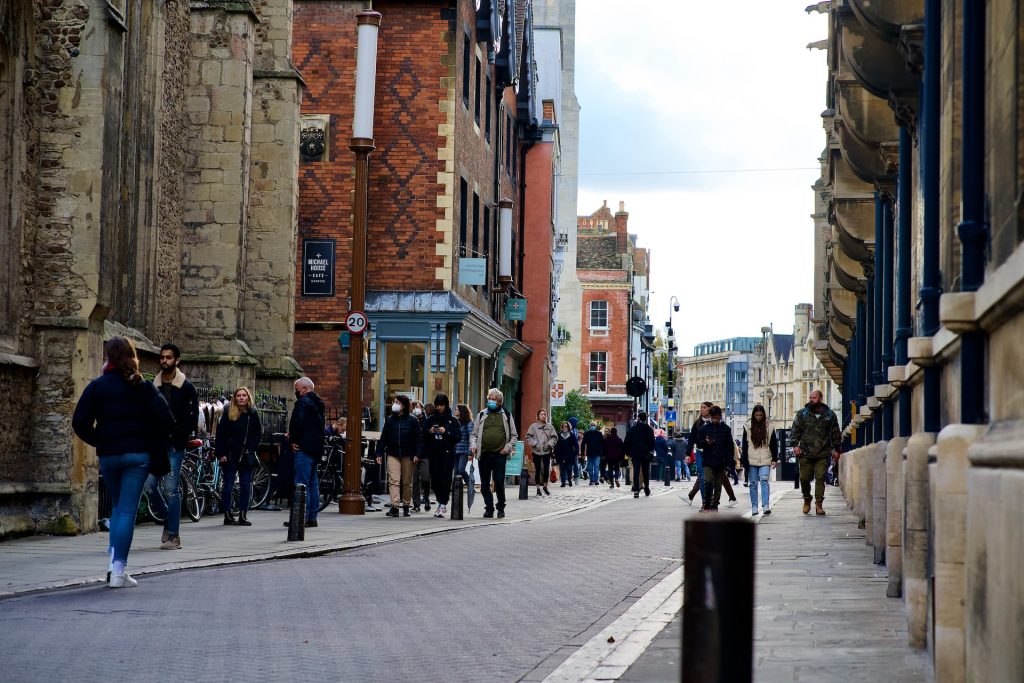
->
[462,33,471,107]
[589,300,608,329]
[589,352,607,393]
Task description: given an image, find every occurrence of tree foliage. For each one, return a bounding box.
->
[551,389,595,428]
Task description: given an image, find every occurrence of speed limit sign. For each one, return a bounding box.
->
[345,310,368,334]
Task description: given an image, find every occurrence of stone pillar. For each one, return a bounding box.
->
[904,431,936,648]
[872,440,888,564]
[932,424,984,683]
[861,443,874,535]
[885,436,909,598]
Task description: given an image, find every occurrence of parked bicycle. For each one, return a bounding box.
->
[316,435,345,512]
[140,466,201,525]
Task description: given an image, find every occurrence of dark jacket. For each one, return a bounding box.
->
[688,417,708,456]
[554,431,579,462]
[72,370,175,458]
[790,402,842,459]
[654,435,671,462]
[580,429,605,460]
[154,369,199,450]
[215,409,263,464]
[603,433,624,462]
[421,410,461,458]
[288,391,326,458]
[695,421,735,468]
[376,413,421,459]
[671,437,688,461]
[623,421,656,461]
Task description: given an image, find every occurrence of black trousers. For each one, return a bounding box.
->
[428,452,454,506]
[631,456,651,492]
[532,453,551,488]
[478,452,507,512]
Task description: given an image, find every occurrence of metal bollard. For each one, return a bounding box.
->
[287,484,306,542]
[451,474,464,520]
[664,461,673,486]
[518,467,530,500]
[682,517,754,683]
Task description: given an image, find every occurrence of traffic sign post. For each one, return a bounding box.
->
[345,310,368,335]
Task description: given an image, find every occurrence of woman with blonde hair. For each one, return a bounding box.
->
[216,386,264,525]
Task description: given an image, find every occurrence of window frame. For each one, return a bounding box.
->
[474,55,482,125]
[462,33,471,107]
[589,300,609,330]
[589,352,608,393]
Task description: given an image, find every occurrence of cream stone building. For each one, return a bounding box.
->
[677,336,759,430]
[0,0,302,538]
[812,2,1024,680]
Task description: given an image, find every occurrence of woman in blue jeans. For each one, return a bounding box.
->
[741,404,779,516]
[453,404,475,493]
[72,336,175,588]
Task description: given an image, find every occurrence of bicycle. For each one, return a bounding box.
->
[316,436,345,512]
[141,464,201,524]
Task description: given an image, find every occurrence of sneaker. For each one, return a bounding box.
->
[543,487,550,496]
[687,493,694,506]
[161,530,170,544]
[424,501,431,511]
[497,510,505,519]
[434,505,446,518]
[413,505,421,512]
[386,507,399,518]
[726,498,737,507]
[305,519,318,527]
[109,572,138,589]
[482,510,494,518]
[763,508,772,516]
[160,535,181,550]
[365,504,381,512]
[751,510,759,516]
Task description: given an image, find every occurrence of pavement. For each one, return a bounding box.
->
[619,486,935,683]
[0,480,643,597]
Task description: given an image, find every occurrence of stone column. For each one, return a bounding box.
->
[932,424,984,683]
[872,440,888,564]
[861,443,874,535]
[904,431,936,648]
[885,436,909,597]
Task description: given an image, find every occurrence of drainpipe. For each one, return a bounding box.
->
[882,197,895,440]
[920,0,942,433]
[872,192,884,443]
[958,0,986,425]
[863,276,873,445]
[896,127,913,437]
[856,298,867,408]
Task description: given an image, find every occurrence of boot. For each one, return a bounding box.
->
[402,506,411,517]
[223,511,237,525]
[236,512,252,527]
[815,501,826,516]
[802,497,812,515]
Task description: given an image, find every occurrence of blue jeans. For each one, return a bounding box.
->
[558,458,573,484]
[454,453,472,490]
[695,451,704,490]
[572,459,582,479]
[221,459,253,514]
[675,459,689,480]
[99,452,150,565]
[144,448,184,534]
[587,456,601,482]
[294,450,319,521]
[749,464,772,511]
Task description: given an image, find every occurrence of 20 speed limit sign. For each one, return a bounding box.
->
[345,310,368,334]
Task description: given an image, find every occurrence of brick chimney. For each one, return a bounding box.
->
[614,200,628,254]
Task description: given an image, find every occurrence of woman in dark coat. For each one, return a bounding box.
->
[554,421,579,487]
[72,336,175,588]
[603,427,624,489]
[216,386,264,526]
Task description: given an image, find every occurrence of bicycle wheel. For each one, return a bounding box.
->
[145,489,167,525]
[182,473,202,522]
[316,463,335,512]
[249,460,271,508]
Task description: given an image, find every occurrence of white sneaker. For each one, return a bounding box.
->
[434,504,446,518]
[109,572,138,589]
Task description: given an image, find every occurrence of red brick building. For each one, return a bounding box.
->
[292,0,548,426]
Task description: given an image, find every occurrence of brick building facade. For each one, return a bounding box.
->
[0,0,303,538]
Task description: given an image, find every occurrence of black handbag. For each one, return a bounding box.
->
[244,449,260,468]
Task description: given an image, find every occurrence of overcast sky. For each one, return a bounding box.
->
[574,1,829,355]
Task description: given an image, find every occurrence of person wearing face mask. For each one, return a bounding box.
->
[580,422,605,486]
[410,401,433,511]
[421,394,460,518]
[286,377,326,527]
[469,388,518,518]
[554,421,579,487]
[375,395,421,517]
[525,409,557,496]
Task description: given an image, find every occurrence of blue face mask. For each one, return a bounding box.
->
[487,400,498,411]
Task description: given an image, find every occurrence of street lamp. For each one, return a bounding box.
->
[666,295,679,399]
[340,9,382,515]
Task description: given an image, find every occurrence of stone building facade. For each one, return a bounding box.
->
[812,1,1024,679]
[0,0,302,538]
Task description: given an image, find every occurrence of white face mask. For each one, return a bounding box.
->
[413,408,423,417]
[392,403,401,414]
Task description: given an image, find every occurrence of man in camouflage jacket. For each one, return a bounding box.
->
[790,390,842,515]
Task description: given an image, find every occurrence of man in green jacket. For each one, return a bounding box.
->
[790,390,842,515]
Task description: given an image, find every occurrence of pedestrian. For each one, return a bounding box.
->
[286,377,325,528]
[410,400,432,511]
[686,402,712,505]
[525,409,556,497]
[453,403,475,497]
[580,421,604,486]
[422,393,460,518]
[553,421,579,487]
[671,431,690,481]
[654,429,672,486]
[470,388,518,518]
[790,389,842,515]
[376,395,420,517]
[603,427,624,488]
[216,386,263,526]
[623,412,656,498]
[694,405,734,512]
[741,404,778,516]
[567,416,582,480]
[72,336,175,588]
[145,343,199,550]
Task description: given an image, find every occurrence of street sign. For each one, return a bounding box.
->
[626,376,647,398]
[550,380,566,407]
[458,257,487,285]
[666,409,677,426]
[345,310,368,334]
[505,297,527,322]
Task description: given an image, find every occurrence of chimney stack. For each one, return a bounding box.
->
[614,201,629,254]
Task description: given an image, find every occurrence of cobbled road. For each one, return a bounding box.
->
[0,489,691,682]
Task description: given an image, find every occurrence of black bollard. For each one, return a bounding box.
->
[518,467,530,500]
[664,461,673,486]
[451,474,464,520]
[287,484,306,541]
[682,517,754,683]
[625,461,631,485]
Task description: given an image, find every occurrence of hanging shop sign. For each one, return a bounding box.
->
[504,297,527,322]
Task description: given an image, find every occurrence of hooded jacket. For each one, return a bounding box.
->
[154,368,200,450]
[790,402,842,459]
[288,391,326,458]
